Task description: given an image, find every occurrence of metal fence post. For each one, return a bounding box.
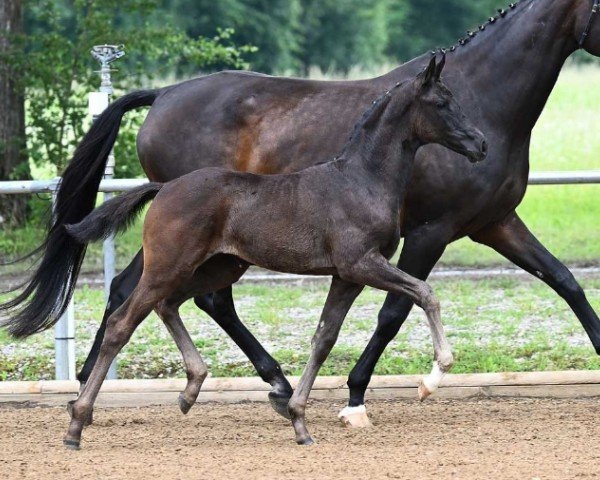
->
[91,44,125,379]
[52,179,76,380]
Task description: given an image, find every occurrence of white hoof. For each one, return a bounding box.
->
[418,361,445,401]
[418,381,433,402]
[338,405,372,428]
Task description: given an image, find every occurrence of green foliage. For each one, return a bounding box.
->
[170,0,302,73]
[387,0,498,61]
[14,0,255,177]
[298,0,389,74]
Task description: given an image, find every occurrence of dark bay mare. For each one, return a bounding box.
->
[62,59,486,447]
[2,0,600,426]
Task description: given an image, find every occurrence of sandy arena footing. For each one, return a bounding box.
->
[1,397,599,479]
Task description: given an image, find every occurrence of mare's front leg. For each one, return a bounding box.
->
[194,286,294,419]
[287,277,364,445]
[342,225,451,426]
[340,253,454,403]
[155,300,208,414]
[472,211,600,353]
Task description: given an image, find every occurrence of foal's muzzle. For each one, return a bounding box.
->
[466,139,488,163]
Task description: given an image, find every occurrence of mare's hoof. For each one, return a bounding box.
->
[269,392,292,420]
[418,381,432,402]
[178,394,194,415]
[338,405,371,428]
[67,400,93,426]
[296,436,315,446]
[63,438,81,450]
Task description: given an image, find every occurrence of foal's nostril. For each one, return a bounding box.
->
[481,140,488,154]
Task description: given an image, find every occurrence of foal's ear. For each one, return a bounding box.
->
[434,54,446,80]
[422,57,437,87]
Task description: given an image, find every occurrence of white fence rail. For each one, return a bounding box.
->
[1,171,600,196]
[0,170,599,381]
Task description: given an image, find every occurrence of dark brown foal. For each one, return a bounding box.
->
[64,57,487,447]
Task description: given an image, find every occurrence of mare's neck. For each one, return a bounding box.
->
[380,0,579,135]
[449,0,578,133]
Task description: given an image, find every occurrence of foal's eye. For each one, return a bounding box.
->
[436,101,448,108]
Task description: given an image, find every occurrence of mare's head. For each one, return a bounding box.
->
[573,0,600,55]
[407,56,487,163]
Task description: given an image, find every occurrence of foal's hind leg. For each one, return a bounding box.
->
[155,300,208,414]
[340,253,454,401]
[287,277,363,445]
[64,278,165,449]
[69,250,144,426]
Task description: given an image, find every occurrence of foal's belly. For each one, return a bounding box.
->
[220,229,336,275]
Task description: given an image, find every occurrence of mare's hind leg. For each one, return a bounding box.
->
[195,287,294,419]
[155,299,208,414]
[287,277,363,445]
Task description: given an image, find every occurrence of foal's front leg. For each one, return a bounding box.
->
[341,253,454,400]
[287,277,363,445]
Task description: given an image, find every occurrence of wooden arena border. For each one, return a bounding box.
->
[1,371,599,408]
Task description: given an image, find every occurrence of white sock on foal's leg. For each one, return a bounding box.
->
[418,361,446,401]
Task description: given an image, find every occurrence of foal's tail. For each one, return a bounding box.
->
[66,183,164,244]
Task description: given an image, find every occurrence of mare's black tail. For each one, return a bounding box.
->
[0,90,158,338]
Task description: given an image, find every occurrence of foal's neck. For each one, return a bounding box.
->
[342,95,419,203]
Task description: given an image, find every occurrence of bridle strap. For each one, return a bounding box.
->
[578,0,600,48]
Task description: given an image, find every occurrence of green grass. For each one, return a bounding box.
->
[0,66,598,270]
[1,275,599,380]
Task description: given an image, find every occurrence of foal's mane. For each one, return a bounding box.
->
[334,79,410,161]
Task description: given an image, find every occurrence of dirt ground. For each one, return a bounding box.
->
[0,398,598,479]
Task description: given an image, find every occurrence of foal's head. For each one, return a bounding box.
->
[407,56,487,163]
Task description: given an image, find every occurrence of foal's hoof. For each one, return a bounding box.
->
[418,381,433,402]
[178,394,194,415]
[338,405,372,428]
[67,400,93,426]
[296,436,316,446]
[268,391,292,420]
[63,438,81,451]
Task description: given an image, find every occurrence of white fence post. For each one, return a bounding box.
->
[52,180,76,380]
[91,44,125,379]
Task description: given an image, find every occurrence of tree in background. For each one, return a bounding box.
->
[170,0,302,73]
[0,0,29,226]
[17,0,254,179]
[168,0,507,74]
[387,0,499,61]
[299,0,388,75]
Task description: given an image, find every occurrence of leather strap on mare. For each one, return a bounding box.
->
[578,0,600,48]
